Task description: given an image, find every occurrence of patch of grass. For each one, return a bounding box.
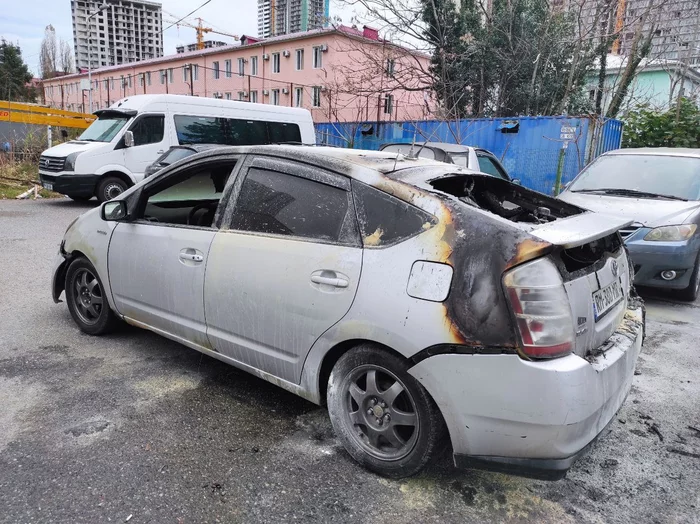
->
[0,160,62,199]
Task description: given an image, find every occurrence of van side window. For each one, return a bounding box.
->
[175,115,302,146]
[352,181,436,247]
[130,115,164,146]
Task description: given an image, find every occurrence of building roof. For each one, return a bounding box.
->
[46,25,426,83]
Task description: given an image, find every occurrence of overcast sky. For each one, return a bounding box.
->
[0,0,358,76]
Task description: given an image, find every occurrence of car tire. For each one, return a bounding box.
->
[65,257,119,335]
[677,255,700,302]
[68,195,92,202]
[96,176,128,203]
[327,344,446,478]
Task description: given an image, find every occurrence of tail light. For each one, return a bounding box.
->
[503,257,574,359]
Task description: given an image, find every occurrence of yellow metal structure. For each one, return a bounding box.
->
[0,101,94,129]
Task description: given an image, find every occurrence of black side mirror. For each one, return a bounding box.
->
[102,200,128,221]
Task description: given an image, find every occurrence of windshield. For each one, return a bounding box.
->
[79,115,130,142]
[381,144,436,160]
[569,154,700,201]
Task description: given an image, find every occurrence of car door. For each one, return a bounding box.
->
[122,114,169,181]
[108,157,239,346]
[204,156,363,383]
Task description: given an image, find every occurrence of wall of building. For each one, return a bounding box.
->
[41,28,432,124]
[586,67,700,113]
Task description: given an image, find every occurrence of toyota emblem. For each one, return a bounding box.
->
[611,259,619,277]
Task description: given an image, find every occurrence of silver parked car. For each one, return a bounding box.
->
[559,148,700,300]
[52,145,644,479]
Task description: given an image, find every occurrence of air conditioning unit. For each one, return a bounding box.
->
[262,89,269,96]
[213,92,223,98]
[320,44,328,52]
[320,85,327,92]
[262,53,270,60]
[282,87,289,94]
[240,91,249,98]
[282,50,290,57]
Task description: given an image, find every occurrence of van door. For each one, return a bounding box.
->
[122,114,168,183]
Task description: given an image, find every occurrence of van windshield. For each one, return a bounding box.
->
[79,115,130,142]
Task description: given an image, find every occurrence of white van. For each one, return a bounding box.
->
[39,94,316,202]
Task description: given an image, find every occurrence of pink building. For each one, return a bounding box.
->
[41,25,433,124]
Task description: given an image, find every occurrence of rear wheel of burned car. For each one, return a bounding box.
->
[65,257,118,335]
[327,344,445,478]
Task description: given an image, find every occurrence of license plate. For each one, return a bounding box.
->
[593,279,623,321]
[43,182,53,191]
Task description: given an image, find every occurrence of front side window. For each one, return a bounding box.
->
[272,52,280,73]
[569,154,700,200]
[352,181,435,247]
[250,56,258,76]
[295,48,304,70]
[231,168,349,242]
[79,114,130,142]
[129,115,165,146]
[476,153,509,180]
[142,162,236,227]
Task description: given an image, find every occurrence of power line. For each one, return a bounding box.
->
[162,0,213,34]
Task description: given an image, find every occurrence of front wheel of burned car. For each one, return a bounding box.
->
[677,256,700,302]
[327,344,446,478]
[65,257,119,335]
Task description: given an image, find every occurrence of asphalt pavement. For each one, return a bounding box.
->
[1,198,698,524]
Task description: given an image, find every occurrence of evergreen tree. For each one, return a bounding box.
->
[0,40,35,102]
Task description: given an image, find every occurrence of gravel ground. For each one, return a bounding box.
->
[0,198,698,524]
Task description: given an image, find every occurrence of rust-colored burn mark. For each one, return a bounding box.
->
[506,238,552,270]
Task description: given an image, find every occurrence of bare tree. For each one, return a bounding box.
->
[59,40,74,74]
[39,25,58,79]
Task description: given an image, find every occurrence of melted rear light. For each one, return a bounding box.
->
[503,258,574,359]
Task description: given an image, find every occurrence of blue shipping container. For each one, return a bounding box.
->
[315,116,623,195]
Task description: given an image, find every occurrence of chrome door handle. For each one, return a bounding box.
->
[311,275,349,288]
[156,150,165,154]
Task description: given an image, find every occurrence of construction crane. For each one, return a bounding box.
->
[163,12,239,50]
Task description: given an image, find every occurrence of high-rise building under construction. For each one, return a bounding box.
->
[257,0,330,38]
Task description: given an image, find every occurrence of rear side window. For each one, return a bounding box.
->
[175,115,301,146]
[160,147,196,166]
[352,181,436,247]
[130,115,164,145]
[231,168,350,242]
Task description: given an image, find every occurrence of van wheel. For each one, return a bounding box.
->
[327,344,445,478]
[97,177,128,202]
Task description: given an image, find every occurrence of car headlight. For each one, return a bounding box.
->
[644,224,697,241]
[64,152,81,171]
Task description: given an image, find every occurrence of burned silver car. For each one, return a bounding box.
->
[52,146,644,479]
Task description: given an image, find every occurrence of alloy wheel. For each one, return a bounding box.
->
[72,268,104,325]
[339,365,420,460]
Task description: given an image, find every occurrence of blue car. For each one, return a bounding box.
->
[559,148,700,301]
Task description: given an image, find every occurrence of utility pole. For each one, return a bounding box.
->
[88,3,109,113]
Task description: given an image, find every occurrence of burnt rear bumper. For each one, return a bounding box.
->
[409,305,644,480]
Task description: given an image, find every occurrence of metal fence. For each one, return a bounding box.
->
[315,116,624,194]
